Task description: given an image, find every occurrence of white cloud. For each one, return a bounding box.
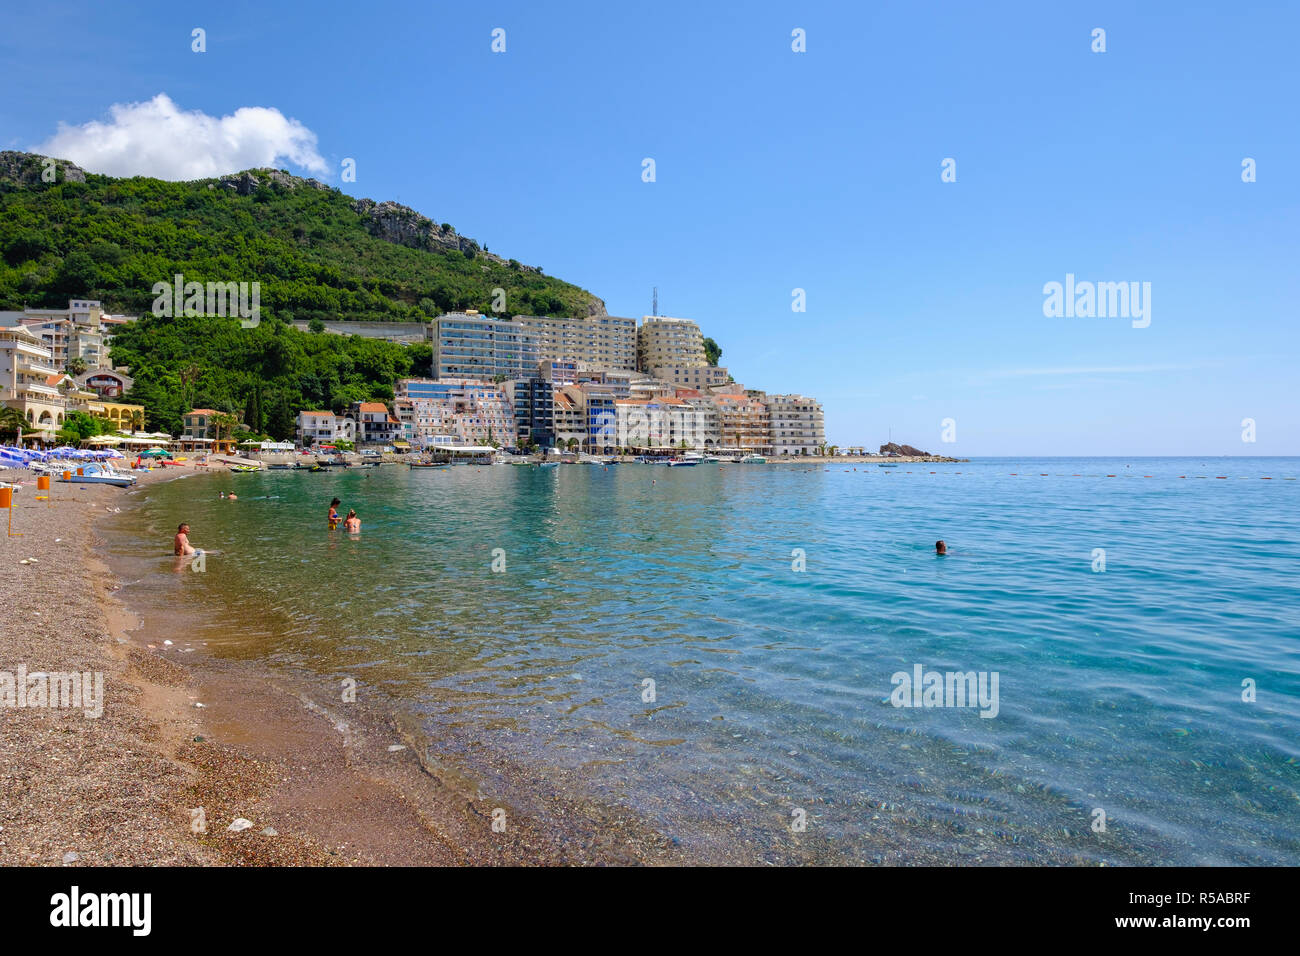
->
[34,93,328,180]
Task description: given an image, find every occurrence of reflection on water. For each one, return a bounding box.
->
[104,459,1300,864]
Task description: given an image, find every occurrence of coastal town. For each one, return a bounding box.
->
[2,296,953,464]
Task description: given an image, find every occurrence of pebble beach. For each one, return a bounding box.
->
[0,463,682,866]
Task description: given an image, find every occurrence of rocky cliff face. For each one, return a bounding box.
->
[215,169,332,195]
[0,151,86,185]
[352,198,495,261]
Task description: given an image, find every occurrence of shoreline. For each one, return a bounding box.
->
[1,464,692,866]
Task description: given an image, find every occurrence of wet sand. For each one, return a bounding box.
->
[0,464,691,866]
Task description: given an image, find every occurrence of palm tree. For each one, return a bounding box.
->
[129,409,145,434]
[64,357,88,378]
[210,412,239,442]
[0,406,28,442]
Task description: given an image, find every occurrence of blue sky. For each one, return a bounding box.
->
[3,0,1297,454]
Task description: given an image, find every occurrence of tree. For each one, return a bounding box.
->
[129,409,145,433]
[702,337,722,366]
[243,387,263,434]
[0,406,28,441]
[60,410,104,442]
[210,412,240,441]
[308,318,326,333]
[64,356,88,377]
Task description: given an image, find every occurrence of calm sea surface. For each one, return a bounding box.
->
[104,458,1300,864]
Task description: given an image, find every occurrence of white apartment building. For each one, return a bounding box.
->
[614,397,706,451]
[519,314,636,371]
[765,393,826,456]
[636,316,707,372]
[0,324,68,437]
[395,378,515,448]
[652,365,730,390]
[427,311,539,381]
[428,311,638,381]
[296,410,355,446]
[11,299,107,371]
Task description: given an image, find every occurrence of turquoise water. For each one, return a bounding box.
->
[109,458,1300,864]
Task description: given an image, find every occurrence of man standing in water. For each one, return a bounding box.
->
[935,540,947,555]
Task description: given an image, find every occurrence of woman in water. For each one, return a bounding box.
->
[328,498,341,530]
[343,509,360,533]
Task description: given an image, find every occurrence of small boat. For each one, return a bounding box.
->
[665,458,698,467]
[738,454,767,464]
[408,461,448,469]
[56,463,137,487]
[230,464,261,473]
[877,463,899,468]
[537,461,560,468]
[267,463,292,470]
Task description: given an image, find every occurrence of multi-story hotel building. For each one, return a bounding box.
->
[652,365,729,391]
[1,324,144,438]
[636,316,707,372]
[15,299,108,371]
[395,378,515,448]
[679,392,721,449]
[521,314,636,371]
[428,312,638,381]
[427,311,540,381]
[712,392,771,455]
[614,397,706,452]
[765,393,826,456]
[1,324,71,437]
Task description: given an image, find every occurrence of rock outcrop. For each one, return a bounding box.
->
[879,442,931,457]
[0,151,87,185]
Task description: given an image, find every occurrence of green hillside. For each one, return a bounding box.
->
[0,151,604,322]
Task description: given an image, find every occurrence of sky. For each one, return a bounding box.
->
[2,0,1297,455]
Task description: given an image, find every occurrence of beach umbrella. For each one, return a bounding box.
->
[140,447,168,457]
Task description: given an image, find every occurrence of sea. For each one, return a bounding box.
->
[101,457,1300,864]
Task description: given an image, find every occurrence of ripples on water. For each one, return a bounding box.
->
[107,458,1300,864]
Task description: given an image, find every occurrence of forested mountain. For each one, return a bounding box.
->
[0,151,605,322]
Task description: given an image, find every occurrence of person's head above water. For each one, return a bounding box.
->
[935,540,947,554]
[346,509,356,518]
[330,498,341,509]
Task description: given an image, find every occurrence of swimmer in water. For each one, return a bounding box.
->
[227,492,237,500]
[935,540,947,555]
[328,497,341,530]
[343,509,360,533]
[174,523,197,556]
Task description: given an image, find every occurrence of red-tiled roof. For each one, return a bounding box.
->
[299,410,334,417]
[358,402,388,412]
[187,408,218,416]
